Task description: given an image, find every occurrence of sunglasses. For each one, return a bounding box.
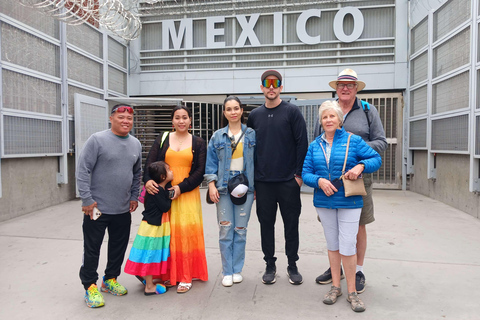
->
[111,106,134,114]
[262,79,281,88]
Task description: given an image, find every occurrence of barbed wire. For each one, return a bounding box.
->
[19,0,142,41]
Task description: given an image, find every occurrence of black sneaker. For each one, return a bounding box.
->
[315,267,345,284]
[262,265,276,284]
[355,271,366,293]
[286,266,303,285]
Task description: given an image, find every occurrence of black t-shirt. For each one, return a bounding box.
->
[247,100,308,182]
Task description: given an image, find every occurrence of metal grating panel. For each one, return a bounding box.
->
[476,115,480,156]
[374,144,396,184]
[2,69,61,115]
[433,0,471,41]
[411,52,428,85]
[108,37,127,68]
[108,66,127,94]
[410,85,428,116]
[67,23,102,58]
[433,27,470,78]
[297,104,322,144]
[67,49,103,89]
[67,85,103,115]
[478,22,480,63]
[3,116,62,155]
[478,69,480,109]
[362,97,397,140]
[433,71,469,114]
[75,101,108,155]
[409,119,427,148]
[74,95,109,196]
[431,115,468,151]
[0,0,59,38]
[1,23,59,77]
[411,18,428,54]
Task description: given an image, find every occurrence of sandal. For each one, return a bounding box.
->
[164,280,175,288]
[176,282,192,294]
[144,284,167,296]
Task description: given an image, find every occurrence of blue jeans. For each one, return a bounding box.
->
[216,182,254,276]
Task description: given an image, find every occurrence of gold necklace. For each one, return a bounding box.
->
[177,134,188,147]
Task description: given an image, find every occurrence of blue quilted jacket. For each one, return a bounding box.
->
[302,128,382,209]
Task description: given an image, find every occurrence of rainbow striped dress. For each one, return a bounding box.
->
[124,193,171,277]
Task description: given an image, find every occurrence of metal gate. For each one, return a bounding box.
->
[358,93,403,189]
[131,100,223,176]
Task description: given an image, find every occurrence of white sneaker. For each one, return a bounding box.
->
[233,273,243,283]
[222,275,233,287]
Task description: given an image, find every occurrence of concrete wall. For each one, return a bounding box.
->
[410,151,480,219]
[0,156,77,222]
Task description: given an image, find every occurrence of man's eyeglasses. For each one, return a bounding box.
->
[337,83,357,90]
[262,79,281,88]
[111,105,134,114]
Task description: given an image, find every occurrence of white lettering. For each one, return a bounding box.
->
[159,8,366,50]
[162,19,193,50]
[273,12,283,45]
[333,7,364,43]
[236,14,261,47]
[296,9,321,45]
[206,16,225,48]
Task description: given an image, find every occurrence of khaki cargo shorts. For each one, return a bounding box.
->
[359,173,375,225]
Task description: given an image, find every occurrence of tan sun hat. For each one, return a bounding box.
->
[328,68,366,91]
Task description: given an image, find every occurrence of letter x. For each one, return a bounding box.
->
[236,14,261,47]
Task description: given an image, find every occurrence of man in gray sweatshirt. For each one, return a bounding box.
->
[76,104,142,308]
[314,69,387,294]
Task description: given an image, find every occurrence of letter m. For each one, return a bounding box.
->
[162,19,193,50]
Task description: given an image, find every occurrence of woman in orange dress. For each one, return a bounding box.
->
[143,106,208,293]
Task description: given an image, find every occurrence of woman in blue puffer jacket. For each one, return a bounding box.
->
[302,100,381,312]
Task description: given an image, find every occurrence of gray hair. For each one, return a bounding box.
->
[318,100,344,127]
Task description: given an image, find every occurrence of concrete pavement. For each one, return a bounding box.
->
[1,189,479,320]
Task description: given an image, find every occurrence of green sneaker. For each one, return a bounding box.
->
[85,284,105,308]
[101,277,128,296]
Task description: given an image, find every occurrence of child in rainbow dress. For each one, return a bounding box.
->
[124,161,173,295]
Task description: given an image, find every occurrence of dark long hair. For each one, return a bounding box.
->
[171,105,192,120]
[222,95,244,127]
[148,161,168,184]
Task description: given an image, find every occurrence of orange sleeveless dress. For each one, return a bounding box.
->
[164,147,208,283]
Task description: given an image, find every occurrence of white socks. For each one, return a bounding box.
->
[356,265,363,273]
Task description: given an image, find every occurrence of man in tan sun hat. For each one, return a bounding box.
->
[314,68,387,294]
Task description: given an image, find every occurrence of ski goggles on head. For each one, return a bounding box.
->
[262,79,281,88]
[111,105,134,114]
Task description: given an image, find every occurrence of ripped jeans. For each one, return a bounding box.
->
[216,189,254,276]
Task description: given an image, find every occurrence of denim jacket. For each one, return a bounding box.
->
[204,124,256,194]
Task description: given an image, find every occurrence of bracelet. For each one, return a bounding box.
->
[294,174,302,180]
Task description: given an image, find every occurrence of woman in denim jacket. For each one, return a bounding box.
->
[204,96,256,287]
